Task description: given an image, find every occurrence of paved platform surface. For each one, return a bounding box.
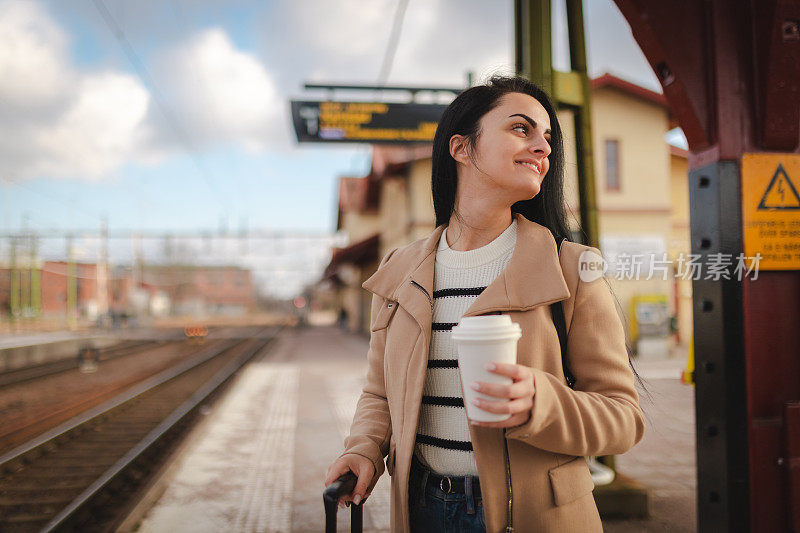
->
[605,358,697,532]
[131,325,696,532]
[0,327,186,350]
[0,330,100,350]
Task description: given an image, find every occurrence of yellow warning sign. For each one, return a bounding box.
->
[742,153,800,270]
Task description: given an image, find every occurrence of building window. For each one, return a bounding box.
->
[605,139,620,191]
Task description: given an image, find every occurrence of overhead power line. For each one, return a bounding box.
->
[90,0,232,211]
[0,176,103,224]
[377,0,411,87]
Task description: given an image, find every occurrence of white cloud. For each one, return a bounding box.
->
[0,1,288,180]
[288,0,398,61]
[36,72,150,179]
[0,0,72,109]
[148,28,284,152]
[0,0,659,183]
[0,0,150,180]
[388,0,513,86]
[277,0,512,89]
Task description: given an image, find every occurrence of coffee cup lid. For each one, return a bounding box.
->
[451,315,521,341]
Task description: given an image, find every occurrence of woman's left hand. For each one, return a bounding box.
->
[468,362,535,428]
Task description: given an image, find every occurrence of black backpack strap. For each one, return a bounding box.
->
[550,235,576,390]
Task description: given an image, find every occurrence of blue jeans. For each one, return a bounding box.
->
[408,454,486,532]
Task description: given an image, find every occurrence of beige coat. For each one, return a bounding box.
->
[339,212,645,532]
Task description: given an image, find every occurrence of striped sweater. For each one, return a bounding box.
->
[413,218,517,476]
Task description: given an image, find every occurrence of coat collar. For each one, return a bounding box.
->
[362,212,570,325]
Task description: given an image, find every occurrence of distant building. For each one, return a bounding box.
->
[573,74,689,356]
[0,261,103,319]
[323,145,433,333]
[40,261,98,316]
[140,264,256,316]
[0,261,256,320]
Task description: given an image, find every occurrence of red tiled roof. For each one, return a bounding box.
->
[670,145,689,158]
[323,234,380,277]
[339,176,368,211]
[591,73,668,108]
[370,144,432,179]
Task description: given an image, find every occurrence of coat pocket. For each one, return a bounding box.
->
[385,440,396,476]
[370,300,398,332]
[548,456,595,507]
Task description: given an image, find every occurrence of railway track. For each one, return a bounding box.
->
[0,337,225,455]
[0,326,281,532]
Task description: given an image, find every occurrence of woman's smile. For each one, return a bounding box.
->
[515,159,543,174]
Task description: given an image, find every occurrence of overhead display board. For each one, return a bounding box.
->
[741,153,800,270]
[290,100,446,143]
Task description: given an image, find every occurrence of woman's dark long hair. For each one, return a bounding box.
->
[430,73,649,398]
[431,74,573,243]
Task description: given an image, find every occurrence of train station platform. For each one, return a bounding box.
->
[0,330,100,350]
[123,325,696,532]
[0,327,187,351]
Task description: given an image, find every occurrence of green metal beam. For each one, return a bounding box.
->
[31,236,40,316]
[553,70,584,107]
[515,0,599,248]
[515,0,553,96]
[32,268,41,316]
[566,0,599,249]
[67,235,77,329]
[9,237,18,320]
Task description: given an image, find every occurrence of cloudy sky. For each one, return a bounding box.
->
[0,0,663,238]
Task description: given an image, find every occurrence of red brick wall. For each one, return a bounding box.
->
[40,261,97,315]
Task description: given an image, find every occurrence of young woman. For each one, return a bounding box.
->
[324,75,646,532]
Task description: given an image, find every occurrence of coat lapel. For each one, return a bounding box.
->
[463,212,571,316]
[362,223,443,338]
[361,212,571,326]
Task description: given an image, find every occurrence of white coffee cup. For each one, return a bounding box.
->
[451,315,522,422]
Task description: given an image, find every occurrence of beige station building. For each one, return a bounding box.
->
[321,74,692,359]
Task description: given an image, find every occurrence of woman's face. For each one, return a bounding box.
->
[456,92,553,203]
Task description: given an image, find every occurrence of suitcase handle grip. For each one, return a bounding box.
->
[324,471,357,504]
[324,472,363,533]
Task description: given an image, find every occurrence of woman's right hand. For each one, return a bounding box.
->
[324,454,375,508]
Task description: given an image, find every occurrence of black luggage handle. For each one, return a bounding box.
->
[323,471,364,533]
